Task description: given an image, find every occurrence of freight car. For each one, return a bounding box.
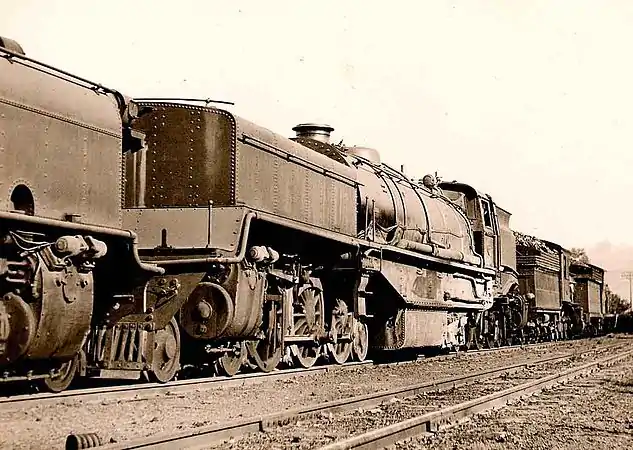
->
[570,261,605,335]
[513,232,583,341]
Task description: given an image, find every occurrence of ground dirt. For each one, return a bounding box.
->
[398,351,633,450]
[0,337,626,449]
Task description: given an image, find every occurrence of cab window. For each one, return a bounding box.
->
[481,199,492,228]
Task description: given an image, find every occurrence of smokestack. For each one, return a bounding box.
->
[292,123,334,144]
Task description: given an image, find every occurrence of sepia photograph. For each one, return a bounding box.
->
[1,1,632,449]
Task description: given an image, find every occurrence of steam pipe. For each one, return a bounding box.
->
[207,200,213,248]
[0,211,134,237]
[396,239,481,266]
[0,211,164,274]
[372,199,376,242]
[364,196,370,239]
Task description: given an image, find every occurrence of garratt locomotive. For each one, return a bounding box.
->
[0,35,608,391]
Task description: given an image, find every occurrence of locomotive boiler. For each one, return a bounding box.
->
[121,100,497,375]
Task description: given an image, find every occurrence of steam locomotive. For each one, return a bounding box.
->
[0,36,607,392]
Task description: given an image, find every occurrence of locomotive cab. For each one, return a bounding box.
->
[439,182,504,272]
[439,181,529,346]
[440,181,519,291]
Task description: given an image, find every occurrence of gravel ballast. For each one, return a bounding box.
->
[398,351,633,449]
[0,337,624,449]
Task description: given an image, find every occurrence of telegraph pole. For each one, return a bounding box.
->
[621,271,633,309]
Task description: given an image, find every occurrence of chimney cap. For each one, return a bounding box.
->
[292,123,334,133]
[292,123,334,144]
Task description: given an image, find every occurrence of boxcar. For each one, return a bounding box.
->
[515,233,576,339]
[571,262,605,333]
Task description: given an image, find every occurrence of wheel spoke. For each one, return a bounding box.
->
[327,301,353,365]
[291,320,320,368]
[290,285,324,369]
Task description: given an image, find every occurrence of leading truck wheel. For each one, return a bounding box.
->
[41,354,79,393]
[150,317,181,383]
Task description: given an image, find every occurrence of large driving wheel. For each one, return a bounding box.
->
[247,296,283,372]
[290,285,324,368]
[150,317,181,383]
[326,300,353,365]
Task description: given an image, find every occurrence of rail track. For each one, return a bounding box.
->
[0,338,589,411]
[319,347,633,450]
[0,361,370,411]
[74,340,630,450]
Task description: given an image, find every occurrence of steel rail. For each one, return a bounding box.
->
[0,338,575,409]
[87,343,625,450]
[0,361,372,410]
[319,346,633,450]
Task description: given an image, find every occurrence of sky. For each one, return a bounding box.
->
[3,1,633,287]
